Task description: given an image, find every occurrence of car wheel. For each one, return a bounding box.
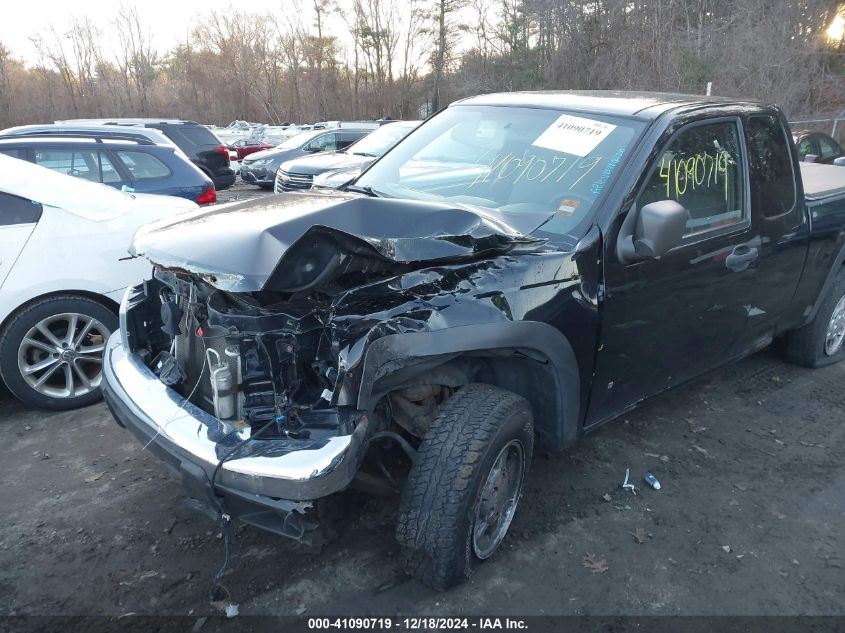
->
[396,383,534,589]
[783,268,845,367]
[0,295,117,410]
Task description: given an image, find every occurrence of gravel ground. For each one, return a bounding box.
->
[215,180,276,205]
[1,344,843,617]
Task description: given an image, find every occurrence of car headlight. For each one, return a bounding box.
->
[266,232,342,292]
[247,158,273,167]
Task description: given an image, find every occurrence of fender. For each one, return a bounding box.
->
[355,320,581,449]
[801,233,845,327]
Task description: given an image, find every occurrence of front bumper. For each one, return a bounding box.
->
[240,165,274,185]
[101,333,368,507]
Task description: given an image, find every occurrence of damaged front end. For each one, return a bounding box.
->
[102,192,552,539]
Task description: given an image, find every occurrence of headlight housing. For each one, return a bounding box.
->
[266,233,341,292]
[246,157,273,167]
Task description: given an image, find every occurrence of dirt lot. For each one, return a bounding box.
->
[1,343,843,618]
[0,182,843,617]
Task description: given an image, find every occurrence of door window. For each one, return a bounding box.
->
[115,150,171,180]
[638,121,745,236]
[307,133,338,152]
[0,148,26,159]
[746,115,797,219]
[35,149,100,182]
[796,137,815,161]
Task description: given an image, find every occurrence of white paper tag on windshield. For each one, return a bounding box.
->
[532,114,616,157]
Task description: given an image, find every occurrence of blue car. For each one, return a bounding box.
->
[0,134,217,204]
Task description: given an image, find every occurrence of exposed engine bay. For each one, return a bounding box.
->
[122,195,555,446]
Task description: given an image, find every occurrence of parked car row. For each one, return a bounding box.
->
[240,127,373,188]
[275,120,420,192]
[0,119,238,202]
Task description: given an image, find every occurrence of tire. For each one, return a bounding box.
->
[396,383,534,590]
[0,295,118,410]
[783,268,845,368]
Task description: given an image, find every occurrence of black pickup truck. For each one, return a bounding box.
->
[103,92,845,590]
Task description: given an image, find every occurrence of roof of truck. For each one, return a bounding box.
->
[455,90,764,120]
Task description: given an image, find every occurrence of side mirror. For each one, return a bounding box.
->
[617,200,689,263]
[804,154,819,163]
[833,156,845,167]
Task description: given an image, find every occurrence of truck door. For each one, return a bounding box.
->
[586,117,758,427]
[0,192,42,289]
[734,114,806,351]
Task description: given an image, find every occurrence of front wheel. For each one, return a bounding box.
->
[396,383,534,589]
[0,295,117,410]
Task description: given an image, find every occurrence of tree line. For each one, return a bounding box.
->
[0,0,843,131]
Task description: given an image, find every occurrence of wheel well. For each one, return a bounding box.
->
[0,290,119,336]
[377,352,571,450]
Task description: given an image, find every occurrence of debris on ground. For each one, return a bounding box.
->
[630,528,649,544]
[621,468,637,494]
[582,553,609,573]
[691,444,710,457]
[722,545,732,553]
[643,472,661,490]
[602,493,612,502]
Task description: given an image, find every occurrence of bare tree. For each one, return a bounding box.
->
[114,4,159,115]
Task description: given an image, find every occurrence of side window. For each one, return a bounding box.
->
[796,137,815,161]
[638,121,745,236]
[35,149,100,182]
[0,191,42,225]
[337,132,363,150]
[115,151,171,180]
[0,148,26,159]
[817,135,842,160]
[99,152,123,184]
[745,115,797,219]
[308,133,338,152]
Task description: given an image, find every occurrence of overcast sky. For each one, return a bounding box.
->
[0,0,358,64]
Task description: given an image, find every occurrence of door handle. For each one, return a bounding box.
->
[725,246,758,272]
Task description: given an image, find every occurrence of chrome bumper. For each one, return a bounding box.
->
[101,332,368,501]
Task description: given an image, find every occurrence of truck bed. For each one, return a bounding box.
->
[800,162,845,202]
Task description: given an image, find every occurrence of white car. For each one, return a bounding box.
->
[0,155,197,409]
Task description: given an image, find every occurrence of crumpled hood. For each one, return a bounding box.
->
[131,190,552,293]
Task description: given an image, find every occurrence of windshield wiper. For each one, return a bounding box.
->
[352,151,378,157]
[345,184,380,197]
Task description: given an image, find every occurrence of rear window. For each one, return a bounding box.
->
[746,115,797,219]
[116,150,171,180]
[170,125,221,148]
[0,191,42,225]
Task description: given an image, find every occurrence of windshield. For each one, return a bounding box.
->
[355,105,644,236]
[348,122,419,157]
[276,130,321,150]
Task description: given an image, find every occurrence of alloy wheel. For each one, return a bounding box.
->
[17,312,110,399]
